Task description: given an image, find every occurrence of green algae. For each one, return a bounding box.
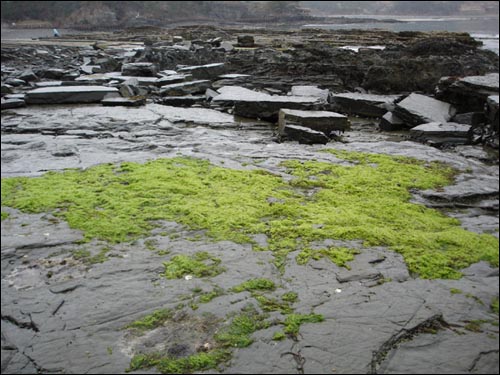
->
[2,152,498,279]
[214,306,270,348]
[126,308,173,331]
[231,278,276,293]
[1,211,9,220]
[491,297,499,315]
[283,313,324,338]
[272,331,286,341]
[72,247,111,265]
[128,350,230,374]
[296,247,360,269]
[162,252,224,279]
[281,292,298,303]
[197,287,225,304]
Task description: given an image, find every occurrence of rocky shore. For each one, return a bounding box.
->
[1,26,499,374]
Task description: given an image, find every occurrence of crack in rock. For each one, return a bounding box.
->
[369,314,450,374]
[468,349,500,372]
[1,314,40,332]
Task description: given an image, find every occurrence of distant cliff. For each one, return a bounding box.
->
[1,1,312,29]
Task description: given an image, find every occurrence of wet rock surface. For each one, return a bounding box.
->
[1,26,499,375]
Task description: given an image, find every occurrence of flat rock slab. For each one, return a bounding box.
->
[290,85,329,101]
[410,122,472,145]
[436,73,499,112]
[161,96,206,107]
[25,86,119,104]
[460,73,499,92]
[1,98,26,110]
[75,72,123,84]
[177,63,225,79]
[156,74,190,86]
[331,93,402,117]
[212,86,271,103]
[121,62,157,77]
[278,108,350,135]
[282,124,330,144]
[213,87,325,121]
[394,93,456,127]
[160,80,212,96]
[101,97,146,107]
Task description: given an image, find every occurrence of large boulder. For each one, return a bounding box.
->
[393,93,456,127]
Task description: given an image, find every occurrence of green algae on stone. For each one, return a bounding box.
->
[126,308,174,331]
[283,313,324,338]
[128,350,230,374]
[296,247,359,269]
[163,252,224,279]
[491,297,499,315]
[230,278,276,293]
[2,153,498,279]
[281,291,299,303]
[197,287,225,304]
[1,211,9,220]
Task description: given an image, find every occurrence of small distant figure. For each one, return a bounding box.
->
[53,28,60,38]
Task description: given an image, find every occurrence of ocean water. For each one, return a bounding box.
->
[303,15,499,54]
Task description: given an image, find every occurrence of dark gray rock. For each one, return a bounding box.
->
[486,95,499,131]
[451,112,486,127]
[119,78,140,97]
[379,112,405,131]
[5,78,26,87]
[1,98,26,110]
[394,93,456,127]
[35,68,66,80]
[80,64,100,74]
[331,93,402,117]
[121,62,157,77]
[156,74,190,86]
[1,84,13,95]
[18,70,38,82]
[25,86,119,104]
[234,97,323,122]
[101,97,146,107]
[282,124,330,144]
[409,122,472,145]
[436,73,499,113]
[177,63,225,80]
[160,80,212,96]
[290,85,329,101]
[278,109,350,136]
[161,96,206,107]
[237,35,255,47]
[51,145,78,157]
[212,86,323,121]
